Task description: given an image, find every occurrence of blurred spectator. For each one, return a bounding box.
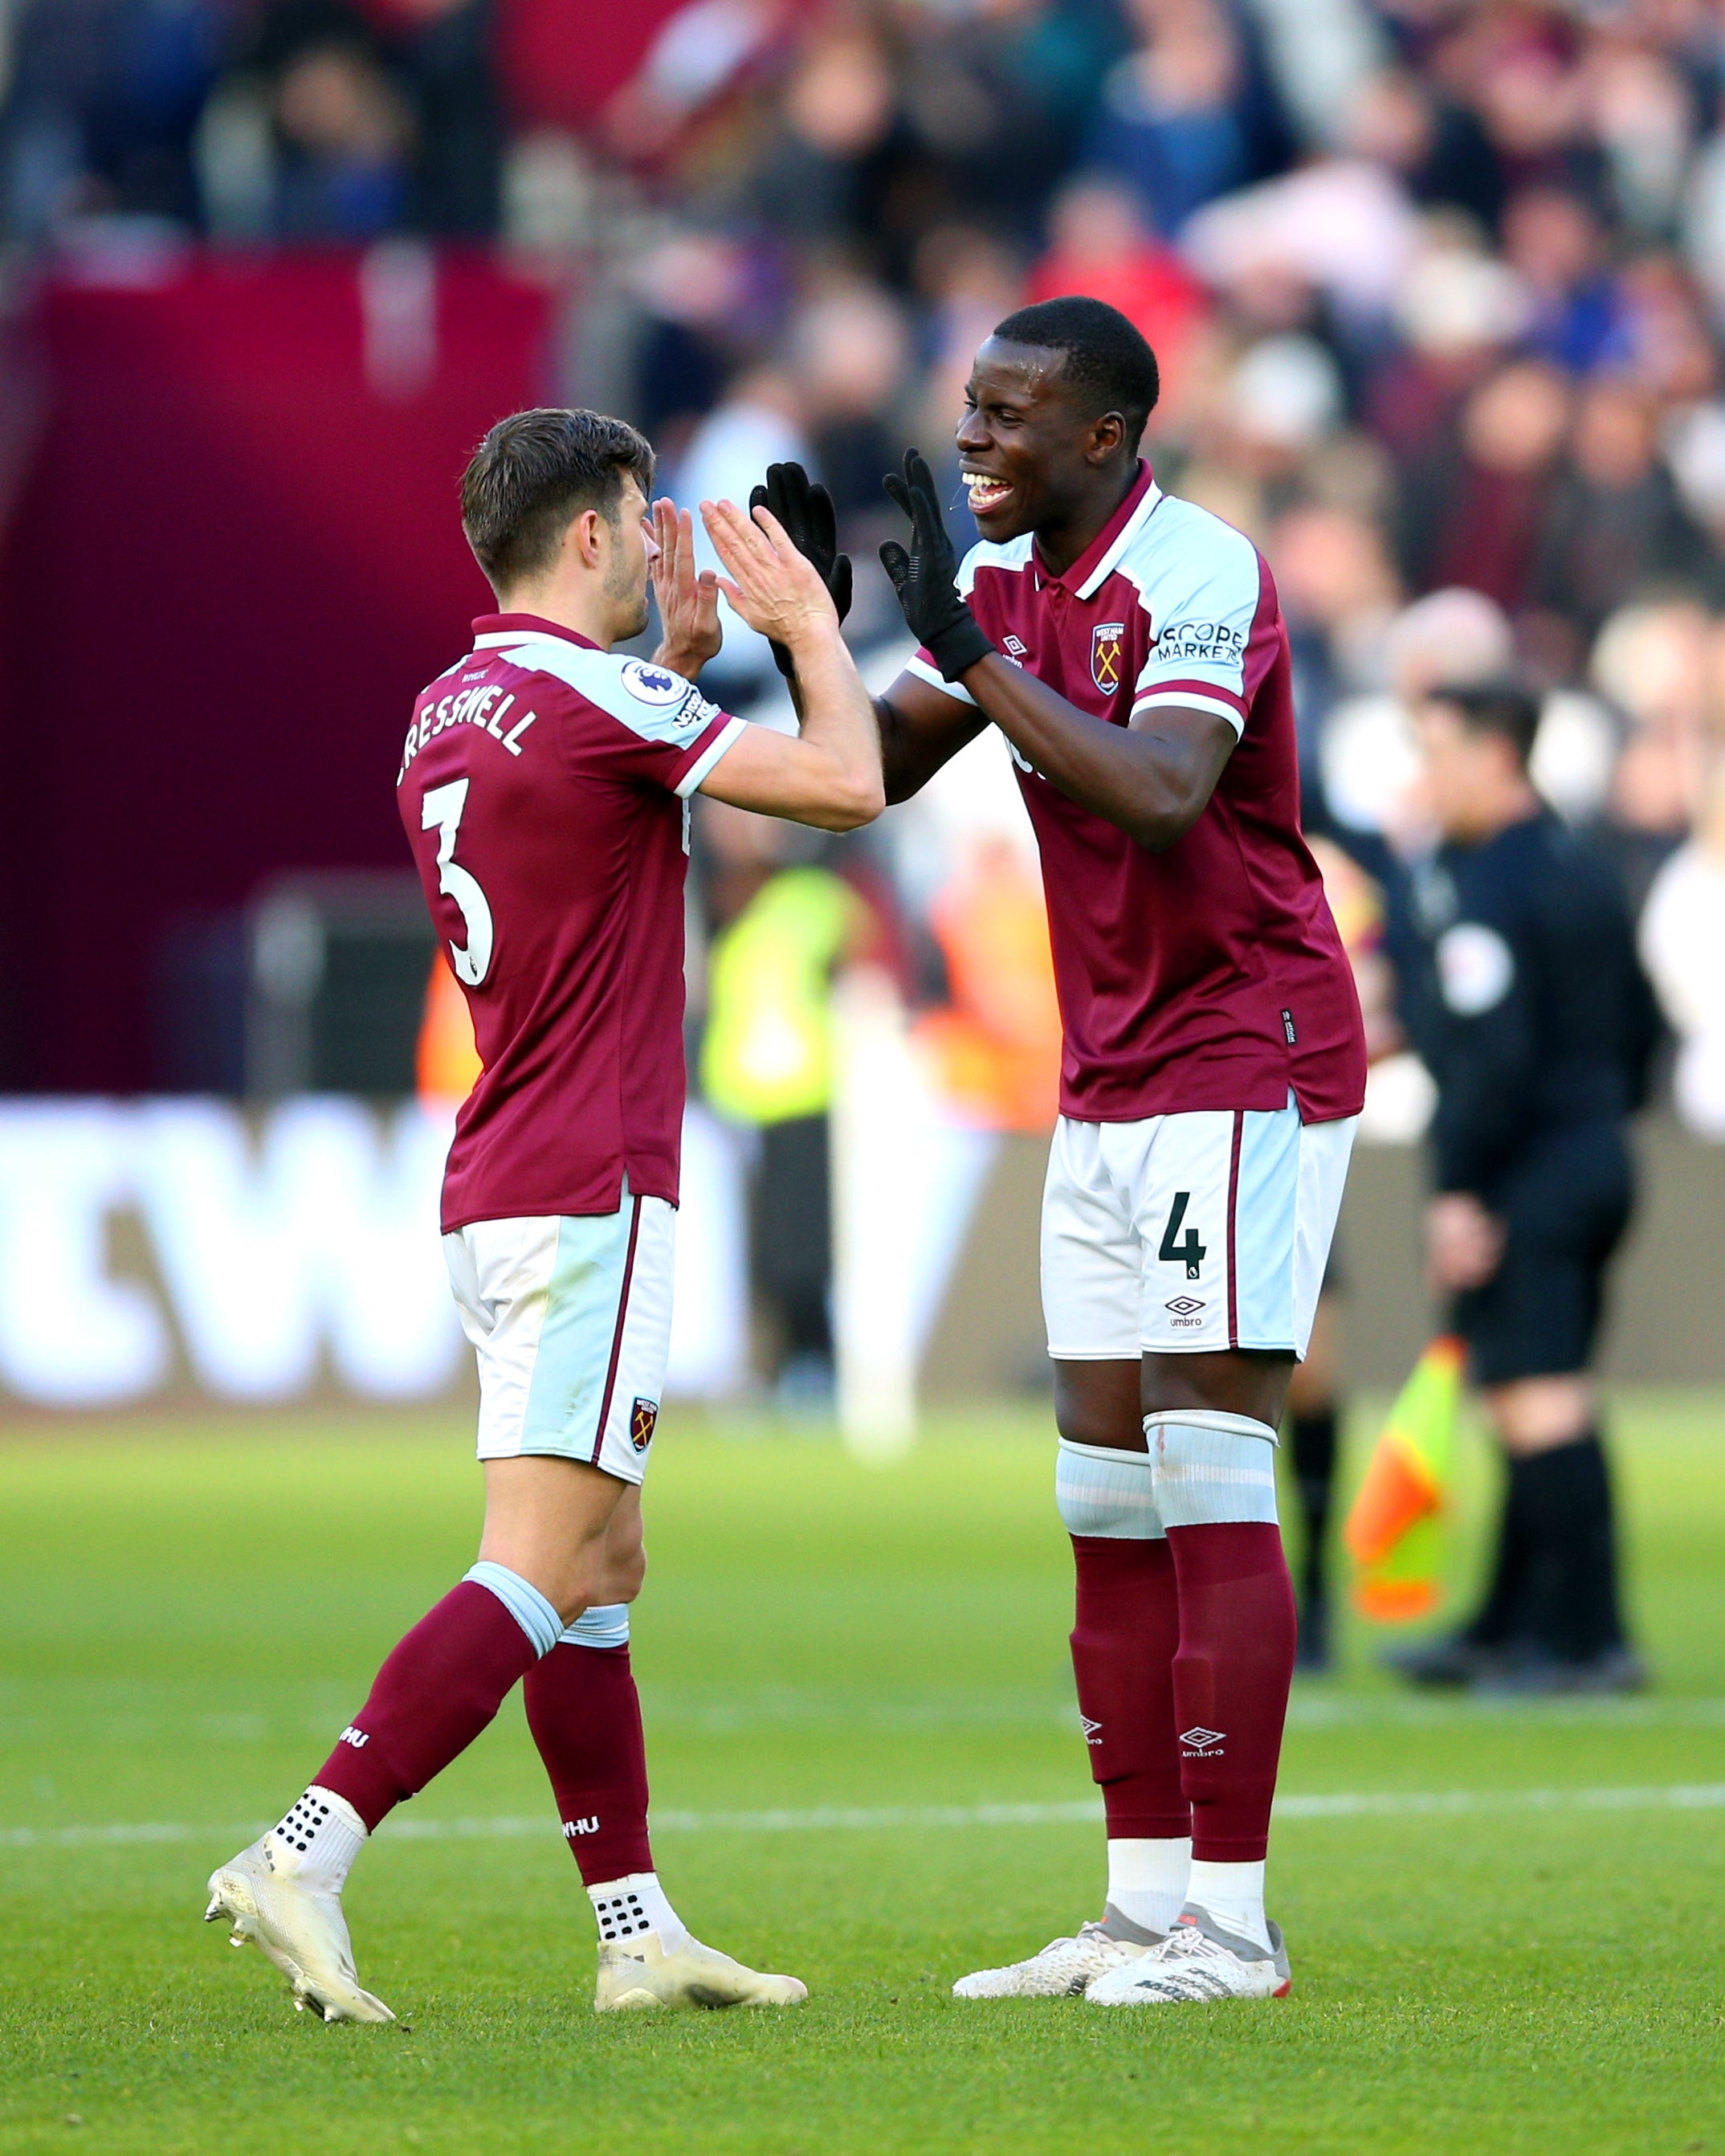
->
[1501,186,1627,375]
[1344,65,1503,233]
[1396,359,1571,611]
[271,35,410,239]
[2,0,222,235]
[393,0,503,238]
[1592,598,1720,905]
[1529,377,1720,644]
[1641,762,1725,1137]
[1085,0,1252,235]
[1272,500,1401,789]
[1027,174,1209,423]
[883,0,1116,255]
[750,24,897,247]
[1365,234,1530,463]
[792,280,911,522]
[1183,148,1418,323]
[1321,586,1515,835]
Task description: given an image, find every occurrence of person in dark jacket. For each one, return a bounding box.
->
[1381,681,1659,1693]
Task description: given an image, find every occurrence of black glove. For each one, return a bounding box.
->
[879,447,994,681]
[748,461,852,680]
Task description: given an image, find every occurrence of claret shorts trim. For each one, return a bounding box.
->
[1041,1093,1356,1361]
[442,1186,675,1486]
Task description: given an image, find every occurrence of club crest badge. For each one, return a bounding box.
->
[630,1397,659,1452]
[1091,620,1126,696]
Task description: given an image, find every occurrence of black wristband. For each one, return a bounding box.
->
[925,612,995,683]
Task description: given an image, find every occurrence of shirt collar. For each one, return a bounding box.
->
[1035,462,1161,600]
[471,612,599,651]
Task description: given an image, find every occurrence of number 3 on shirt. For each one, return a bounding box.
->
[421,778,495,987]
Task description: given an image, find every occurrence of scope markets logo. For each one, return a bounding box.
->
[1153,620,1245,666]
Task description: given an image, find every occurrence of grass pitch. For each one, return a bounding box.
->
[2,1397,1723,2155]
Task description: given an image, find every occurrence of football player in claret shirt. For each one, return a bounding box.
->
[872,297,1368,2004]
[204,410,881,2020]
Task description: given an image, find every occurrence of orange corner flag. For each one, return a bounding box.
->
[1344,1336,1465,1623]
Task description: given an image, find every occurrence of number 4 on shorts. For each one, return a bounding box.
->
[1159,1191,1207,1280]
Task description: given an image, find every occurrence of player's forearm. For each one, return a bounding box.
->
[783,624,885,828]
[960,655,1214,849]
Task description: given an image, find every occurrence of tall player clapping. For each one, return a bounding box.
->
[869,298,1367,2005]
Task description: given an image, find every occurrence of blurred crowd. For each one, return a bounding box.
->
[17,0,1725,1373]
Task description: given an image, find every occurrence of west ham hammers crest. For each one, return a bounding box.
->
[1091,620,1126,695]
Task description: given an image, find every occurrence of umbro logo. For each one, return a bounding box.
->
[338,1725,369,1750]
[1003,635,1028,656]
[1164,1296,1205,1317]
[1080,1714,1103,1746]
[1179,1726,1225,1753]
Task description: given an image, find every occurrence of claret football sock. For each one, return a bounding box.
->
[588,1872,688,1952]
[1182,1857,1272,1955]
[311,1568,558,1831]
[1106,1835,1191,1938]
[1068,1534,1189,1844]
[1164,1521,1298,1866]
[524,1608,654,1887]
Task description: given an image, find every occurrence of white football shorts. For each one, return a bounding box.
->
[1042,1093,1356,1360]
[442,1188,675,1485]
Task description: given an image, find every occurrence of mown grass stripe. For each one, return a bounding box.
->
[5,1782,1725,1852]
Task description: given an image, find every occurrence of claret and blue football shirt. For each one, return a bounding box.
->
[398,614,744,1231]
[908,463,1367,1125]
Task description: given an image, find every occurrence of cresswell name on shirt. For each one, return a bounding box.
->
[398,676,538,783]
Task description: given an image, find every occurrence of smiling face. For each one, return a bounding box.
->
[955,337,1131,546]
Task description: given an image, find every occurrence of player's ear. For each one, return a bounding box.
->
[1086,411,1127,465]
[568,506,607,570]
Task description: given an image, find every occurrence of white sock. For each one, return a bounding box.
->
[1105,1836,1190,1938]
[588,1872,687,1952]
[266,1786,367,1893]
[1185,1858,1271,1954]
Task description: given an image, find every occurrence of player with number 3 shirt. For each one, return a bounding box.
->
[203,410,880,2021]
[867,297,1366,2004]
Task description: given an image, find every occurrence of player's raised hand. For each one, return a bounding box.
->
[649,498,723,678]
[748,463,852,680]
[701,496,838,651]
[879,447,994,682]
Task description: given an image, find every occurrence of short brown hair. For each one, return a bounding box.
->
[460,408,655,592]
[1427,679,1542,769]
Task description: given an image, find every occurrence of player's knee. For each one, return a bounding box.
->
[1145,1410,1280,1528]
[1056,1437,1164,1541]
[1054,1392,1144,1452]
[608,1540,647,1604]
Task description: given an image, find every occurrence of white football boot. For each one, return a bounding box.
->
[205,1833,395,2024]
[1085,1907,1291,2006]
[594,1933,808,2011]
[952,1911,1160,1999]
